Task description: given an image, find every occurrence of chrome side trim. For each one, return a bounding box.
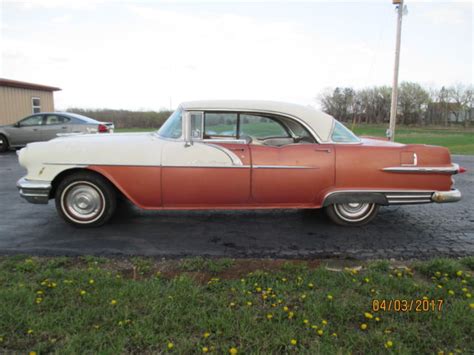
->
[253,165,318,169]
[203,139,247,144]
[382,163,459,174]
[16,177,51,204]
[162,165,250,169]
[202,142,244,166]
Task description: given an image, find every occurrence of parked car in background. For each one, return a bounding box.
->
[0,112,114,152]
[16,100,464,227]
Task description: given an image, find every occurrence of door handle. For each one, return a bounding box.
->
[315,148,331,153]
[230,148,245,152]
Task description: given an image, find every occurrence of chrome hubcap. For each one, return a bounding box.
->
[334,202,375,222]
[62,182,105,222]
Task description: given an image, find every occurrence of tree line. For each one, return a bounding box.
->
[66,108,173,129]
[318,82,473,127]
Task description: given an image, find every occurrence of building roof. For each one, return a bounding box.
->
[180,99,335,142]
[0,78,61,92]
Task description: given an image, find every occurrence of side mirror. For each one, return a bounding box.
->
[14,122,21,128]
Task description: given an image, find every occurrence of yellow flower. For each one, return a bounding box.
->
[288,311,294,319]
[110,299,117,305]
[35,298,42,304]
[27,329,33,334]
[283,306,289,312]
[229,347,238,354]
[311,325,318,329]
[462,288,468,292]
[246,301,252,306]
[364,278,370,283]
[375,317,381,322]
[332,332,337,337]
[29,352,37,355]
[437,285,443,289]
[202,347,209,353]
[322,320,328,325]
[397,272,402,278]
[267,314,273,320]
[317,329,324,336]
[301,294,307,300]
[435,271,441,277]
[303,319,309,324]
[360,323,368,330]
[256,287,262,292]
[448,290,455,296]
[308,283,314,288]
[469,303,474,309]
[80,290,86,296]
[466,293,472,298]
[364,312,373,319]
[456,271,463,277]
[327,294,333,301]
[0,336,3,343]
[281,278,287,282]
[203,332,210,338]
[36,290,44,295]
[461,279,467,284]
[290,339,297,345]
[167,342,174,350]
[89,279,95,284]
[385,340,393,348]
[229,302,236,307]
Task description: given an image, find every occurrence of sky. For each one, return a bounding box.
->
[0,0,472,111]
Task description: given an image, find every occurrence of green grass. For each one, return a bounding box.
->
[352,124,474,155]
[0,256,473,354]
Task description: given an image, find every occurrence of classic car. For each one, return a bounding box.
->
[0,112,114,152]
[16,100,464,227]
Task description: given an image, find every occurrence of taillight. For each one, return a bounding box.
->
[458,166,467,174]
[98,124,108,133]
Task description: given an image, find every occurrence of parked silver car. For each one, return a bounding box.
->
[0,112,114,152]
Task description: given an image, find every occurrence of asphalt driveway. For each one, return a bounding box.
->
[0,151,473,259]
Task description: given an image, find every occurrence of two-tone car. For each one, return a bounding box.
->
[16,100,464,227]
[0,112,114,152]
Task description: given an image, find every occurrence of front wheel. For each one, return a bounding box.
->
[324,202,379,226]
[55,172,116,227]
[0,134,9,153]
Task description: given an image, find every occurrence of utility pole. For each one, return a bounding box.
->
[388,0,406,141]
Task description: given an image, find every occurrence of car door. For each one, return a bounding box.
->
[242,113,335,205]
[42,114,70,140]
[8,115,44,146]
[161,111,251,207]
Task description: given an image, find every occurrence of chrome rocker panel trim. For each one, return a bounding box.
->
[17,177,51,204]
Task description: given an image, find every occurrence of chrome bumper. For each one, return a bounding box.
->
[431,189,462,203]
[16,177,51,204]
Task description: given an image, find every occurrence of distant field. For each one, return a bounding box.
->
[352,125,474,155]
[116,125,474,155]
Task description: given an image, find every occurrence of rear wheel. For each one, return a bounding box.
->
[55,172,116,227]
[0,134,9,153]
[324,202,379,226]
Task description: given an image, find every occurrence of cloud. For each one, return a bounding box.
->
[422,5,470,25]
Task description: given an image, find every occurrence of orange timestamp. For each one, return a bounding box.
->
[372,299,444,312]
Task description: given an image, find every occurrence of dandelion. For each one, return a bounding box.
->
[0,336,3,343]
[282,278,287,282]
[89,279,95,284]
[317,329,324,336]
[29,352,37,355]
[80,290,86,296]
[308,283,314,288]
[456,271,463,277]
[397,272,402,278]
[437,285,443,289]
[375,317,381,322]
[229,302,236,307]
[322,320,328,325]
[35,298,42,304]
[303,319,309,324]
[435,271,441,277]
[364,278,370,283]
[360,323,368,330]
[288,311,294,319]
[110,299,117,305]
[327,294,333,301]
[167,342,174,350]
[256,287,262,292]
[448,290,455,296]
[332,332,337,337]
[461,280,467,284]
[466,293,472,298]
[422,296,428,300]
[462,288,468,292]
[246,301,252,306]
[385,340,393,348]
[27,329,34,335]
[301,294,307,300]
[384,329,392,334]
[229,347,238,354]
[311,325,318,329]
[203,332,211,338]
[36,290,44,295]
[469,303,474,309]
[283,306,289,312]
[202,347,209,353]
[364,312,374,319]
[267,314,273,320]
[93,325,100,329]
[290,339,297,346]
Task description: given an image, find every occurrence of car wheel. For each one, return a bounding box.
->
[324,202,379,226]
[55,171,116,227]
[0,134,9,153]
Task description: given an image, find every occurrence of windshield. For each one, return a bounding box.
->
[157,108,182,139]
[331,121,360,143]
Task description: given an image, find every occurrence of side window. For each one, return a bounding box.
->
[239,114,289,139]
[204,113,237,138]
[190,112,203,139]
[32,97,41,114]
[44,115,69,125]
[157,109,183,139]
[19,115,43,126]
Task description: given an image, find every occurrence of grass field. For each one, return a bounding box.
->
[116,124,473,155]
[0,256,473,354]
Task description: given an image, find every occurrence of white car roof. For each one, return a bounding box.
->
[180,100,335,142]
